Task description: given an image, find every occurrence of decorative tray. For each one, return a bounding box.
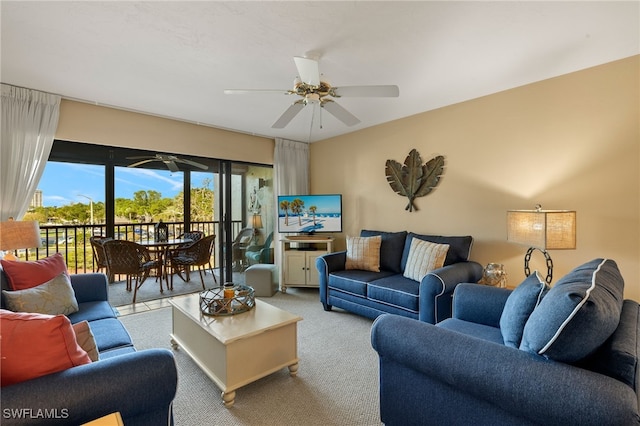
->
[199,285,255,316]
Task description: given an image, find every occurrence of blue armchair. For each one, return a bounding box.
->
[371,262,640,426]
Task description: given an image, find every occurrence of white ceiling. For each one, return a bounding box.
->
[1,1,638,143]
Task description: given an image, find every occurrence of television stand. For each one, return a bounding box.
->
[279,237,334,293]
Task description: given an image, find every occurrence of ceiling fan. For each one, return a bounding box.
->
[224,56,399,129]
[126,154,208,173]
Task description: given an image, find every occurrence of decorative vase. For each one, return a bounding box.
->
[479,263,507,288]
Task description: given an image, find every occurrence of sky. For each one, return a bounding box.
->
[37,162,212,207]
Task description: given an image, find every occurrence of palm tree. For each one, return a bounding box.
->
[279,200,290,226]
[290,198,305,226]
[309,205,317,225]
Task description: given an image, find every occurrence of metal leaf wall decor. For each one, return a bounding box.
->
[385,149,445,212]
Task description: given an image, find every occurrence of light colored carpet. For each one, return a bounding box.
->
[119,288,382,426]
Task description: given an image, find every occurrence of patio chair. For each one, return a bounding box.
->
[166,234,217,290]
[89,236,113,282]
[231,227,254,271]
[103,239,163,304]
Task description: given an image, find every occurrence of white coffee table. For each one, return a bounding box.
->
[169,294,302,407]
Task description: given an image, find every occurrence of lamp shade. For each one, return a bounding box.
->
[0,220,42,251]
[251,214,263,229]
[507,209,576,250]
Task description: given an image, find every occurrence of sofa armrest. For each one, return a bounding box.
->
[70,273,109,303]
[1,348,177,426]
[371,315,638,426]
[316,251,347,306]
[418,260,484,323]
[452,283,512,327]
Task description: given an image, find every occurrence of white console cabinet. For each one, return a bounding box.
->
[279,237,334,293]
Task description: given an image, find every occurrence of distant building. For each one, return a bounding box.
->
[31,190,43,209]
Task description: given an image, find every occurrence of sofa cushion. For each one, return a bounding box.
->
[500,272,548,348]
[346,235,382,272]
[0,253,68,290]
[520,258,624,362]
[368,275,421,312]
[2,272,79,316]
[403,238,449,282]
[401,233,472,270]
[0,309,91,387]
[360,230,407,273]
[88,317,134,352]
[68,301,118,323]
[328,269,395,297]
[438,318,505,345]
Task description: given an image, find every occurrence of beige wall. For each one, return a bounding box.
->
[310,56,640,301]
[56,100,274,164]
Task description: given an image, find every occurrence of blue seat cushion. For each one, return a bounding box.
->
[88,317,134,352]
[328,270,395,297]
[368,275,420,312]
[438,318,505,345]
[520,258,624,362]
[68,301,117,324]
[360,230,407,273]
[500,272,549,348]
[401,233,472,269]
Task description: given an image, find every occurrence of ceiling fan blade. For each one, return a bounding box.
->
[126,155,154,160]
[272,101,305,129]
[164,160,180,173]
[224,89,291,95]
[175,158,208,170]
[332,85,399,98]
[128,159,155,168]
[322,100,361,127]
[294,56,320,86]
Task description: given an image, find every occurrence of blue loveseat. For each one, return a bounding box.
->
[372,259,640,425]
[316,230,483,324]
[1,272,178,425]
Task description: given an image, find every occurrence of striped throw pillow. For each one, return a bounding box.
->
[346,236,382,272]
[403,238,449,281]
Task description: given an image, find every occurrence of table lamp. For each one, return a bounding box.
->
[251,214,263,243]
[507,205,576,284]
[0,219,42,261]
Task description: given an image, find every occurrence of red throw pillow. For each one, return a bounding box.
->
[1,253,68,290]
[0,309,91,387]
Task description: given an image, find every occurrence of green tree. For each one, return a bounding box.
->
[309,205,317,225]
[279,200,290,226]
[290,198,305,226]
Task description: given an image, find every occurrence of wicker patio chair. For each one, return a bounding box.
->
[166,234,217,290]
[89,236,114,282]
[103,239,163,304]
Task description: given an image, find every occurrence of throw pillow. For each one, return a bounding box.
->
[345,235,382,272]
[2,272,79,316]
[0,252,68,291]
[360,230,407,273]
[520,258,624,363]
[72,320,99,362]
[402,238,449,282]
[0,309,91,387]
[400,233,473,269]
[500,271,548,348]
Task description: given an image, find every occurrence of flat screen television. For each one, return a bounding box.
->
[277,194,343,234]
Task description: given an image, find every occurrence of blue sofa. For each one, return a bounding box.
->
[371,259,640,425]
[1,272,178,426]
[316,230,483,323]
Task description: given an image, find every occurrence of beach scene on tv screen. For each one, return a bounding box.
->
[278,195,342,233]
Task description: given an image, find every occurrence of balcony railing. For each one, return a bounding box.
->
[16,221,243,274]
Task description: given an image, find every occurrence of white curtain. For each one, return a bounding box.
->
[273,138,309,268]
[0,84,61,221]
